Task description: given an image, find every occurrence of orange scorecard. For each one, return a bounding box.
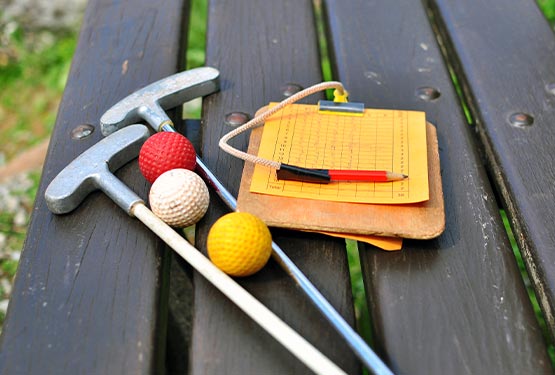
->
[250,103,429,205]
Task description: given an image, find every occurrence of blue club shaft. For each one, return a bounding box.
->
[193,151,393,375]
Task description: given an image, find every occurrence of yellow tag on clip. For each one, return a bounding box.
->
[333,88,349,102]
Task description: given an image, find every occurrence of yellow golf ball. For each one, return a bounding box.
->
[207,212,272,277]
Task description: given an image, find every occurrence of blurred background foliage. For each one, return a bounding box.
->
[0,18,77,160]
[0,1,84,326]
[540,0,555,23]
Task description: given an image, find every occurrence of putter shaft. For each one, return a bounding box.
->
[99,67,393,374]
[195,156,393,375]
[46,125,346,375]
[132,203,346,375]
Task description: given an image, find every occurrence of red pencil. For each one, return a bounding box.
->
[276,164,408,183]
[328,169,407,182]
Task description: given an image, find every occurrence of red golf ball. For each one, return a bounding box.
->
[139,132,197,183]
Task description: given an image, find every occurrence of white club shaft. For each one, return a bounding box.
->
[131,203,346,375]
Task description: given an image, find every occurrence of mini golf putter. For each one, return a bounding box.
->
[100,67,393,375]
[44,125,346,375]
[45,124,149,215]
[100,67,220,135]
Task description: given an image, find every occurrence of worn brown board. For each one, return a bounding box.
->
[237,121,444,239]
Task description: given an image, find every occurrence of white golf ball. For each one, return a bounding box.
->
[149,169,210,227]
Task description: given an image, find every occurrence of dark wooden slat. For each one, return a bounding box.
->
[429,0,555,340]
[0,0,189,373]
[189,0,360,373]
[324,0,552,373]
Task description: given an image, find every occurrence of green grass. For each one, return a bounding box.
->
[538,0,555,25]
[313,0,334,100]
[346,240,373,348]
[182,0,208,119]
[185,0,207,70]
[0,170,41,324]
[500,210,555,362]
[0,22,77,159]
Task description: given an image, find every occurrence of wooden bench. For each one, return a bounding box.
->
[1,0,555,373]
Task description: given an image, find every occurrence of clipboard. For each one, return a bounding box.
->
[237,117,444,240]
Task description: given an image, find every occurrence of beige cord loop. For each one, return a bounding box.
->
[219,81,346,170]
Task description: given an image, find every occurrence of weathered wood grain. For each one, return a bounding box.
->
[0,0,189,373]
[189,0,360,373]
[324,0,553,373]
[429,0,555,342]
[4,0,554,373]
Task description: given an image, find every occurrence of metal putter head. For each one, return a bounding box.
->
[45,125,150,215]
[100,67,220,135]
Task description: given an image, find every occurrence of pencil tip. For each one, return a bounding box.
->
[403,174,408,179]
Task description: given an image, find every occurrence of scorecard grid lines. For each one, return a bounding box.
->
[262,105,410,200]
[250,103,427,204]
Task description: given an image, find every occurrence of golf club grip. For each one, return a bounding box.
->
[131,203,347,375]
